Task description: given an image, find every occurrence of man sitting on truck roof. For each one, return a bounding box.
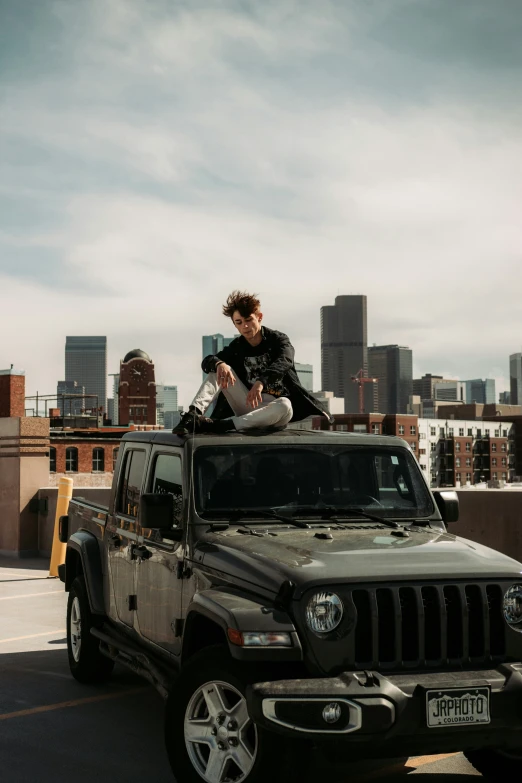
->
[174,290,332,434]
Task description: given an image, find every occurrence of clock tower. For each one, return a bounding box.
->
[118,349,157,426]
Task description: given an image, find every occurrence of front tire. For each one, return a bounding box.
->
[464,748,522,780]
[165,645,307,783]
[67,576,114,684]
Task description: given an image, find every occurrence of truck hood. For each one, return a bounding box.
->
[198,525,522,596]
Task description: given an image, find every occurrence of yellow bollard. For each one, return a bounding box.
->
[49,476,73,578]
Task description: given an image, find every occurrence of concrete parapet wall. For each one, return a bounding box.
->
[47,472,113,488]
[37,487,111,556]
[450,489,522,564]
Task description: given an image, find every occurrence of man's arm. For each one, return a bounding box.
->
[255,332,295,387]
[201,342,236,375]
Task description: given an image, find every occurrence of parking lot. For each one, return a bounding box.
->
[0,557,481,782]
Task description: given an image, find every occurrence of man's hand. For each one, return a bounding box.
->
[246,381,264,408]
[216,363,235,389]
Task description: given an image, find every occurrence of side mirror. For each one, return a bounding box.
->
[140,493,179,532]
[434,490,459,524]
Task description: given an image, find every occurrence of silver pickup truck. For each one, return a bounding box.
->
[59,428,522,783]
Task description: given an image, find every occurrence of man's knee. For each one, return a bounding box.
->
[276,397,293,424]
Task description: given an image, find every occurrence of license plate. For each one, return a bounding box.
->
[426,687,490,728]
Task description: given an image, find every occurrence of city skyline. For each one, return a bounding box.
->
[1,2,521,408]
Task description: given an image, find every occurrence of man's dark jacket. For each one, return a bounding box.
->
[201,326,334,424]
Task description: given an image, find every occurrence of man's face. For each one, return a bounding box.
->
[232,309,263,341]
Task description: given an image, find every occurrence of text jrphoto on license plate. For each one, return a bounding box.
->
[426,687,491,728]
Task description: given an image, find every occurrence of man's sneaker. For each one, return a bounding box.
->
[172,409,200,434]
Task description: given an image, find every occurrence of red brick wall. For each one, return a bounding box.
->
[0,374,25,418]
[50,441,120,474]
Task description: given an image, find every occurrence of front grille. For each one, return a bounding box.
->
[348,583,506,670]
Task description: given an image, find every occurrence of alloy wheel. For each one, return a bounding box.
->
[184,679,258,783]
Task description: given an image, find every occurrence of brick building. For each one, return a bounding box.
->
[312,412,420,454]
[118,349,157,426]
[0,368,25,417]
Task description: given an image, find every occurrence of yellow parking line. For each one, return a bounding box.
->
[0,629,66,644]
[0,688,146,722]
[0,591,63,601]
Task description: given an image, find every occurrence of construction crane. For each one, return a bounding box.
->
[351,369,378,414]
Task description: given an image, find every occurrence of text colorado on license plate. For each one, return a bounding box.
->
[426,687,490,728]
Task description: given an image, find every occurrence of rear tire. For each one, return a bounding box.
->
[464,748,522,780]
[67,575,114,684]
[165,645,309,783]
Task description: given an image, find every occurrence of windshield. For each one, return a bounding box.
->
[194,444,434,521]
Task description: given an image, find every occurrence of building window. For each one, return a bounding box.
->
[421,464,426,470]
[430,427,436,436]
[336,424,348,431]
[485,429,490,436]
[467,429,473,436]
[439,428,445,437]
[430,442,436,452]
[466,473,471,482]
[371,424,380,434]
[456,473,461,482]
[113,448,119,470]
[465,443,471,452]
[503,429,508,437]
[411,442,416,452]
[49,447,56,473]
[92,448,105,472]
[410,426,416,435]
[493,472,498,480]
[398,425,405,435]
[492,443,497,452]
[502,457,507,466]
[492,458,497,467]
[502,472,507,480]
[419,448,426,455]
[495,430,500,437]
[459,428,464,436]
[65,447,78,472]
[477,429,482,437]
[456,458,461,467]
[448,428,454,436]
[353,424,367,432]
[501,443,507,452]
[455,442,461,452]
[466,458,471,467]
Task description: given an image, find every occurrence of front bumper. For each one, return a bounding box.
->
[247,664,522,758]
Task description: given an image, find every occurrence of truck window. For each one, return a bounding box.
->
[117,449,147,517]
[150,453,183,524]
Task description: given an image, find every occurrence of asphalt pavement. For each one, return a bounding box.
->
[0,556,481,782]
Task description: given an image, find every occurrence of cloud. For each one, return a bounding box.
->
[1,0,521,406]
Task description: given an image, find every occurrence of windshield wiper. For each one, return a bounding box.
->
[283,505,401,530]
[199,508,310,529]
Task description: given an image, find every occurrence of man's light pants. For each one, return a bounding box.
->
[192,372,293,431]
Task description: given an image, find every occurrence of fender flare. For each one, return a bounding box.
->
[66,531,105,615]
[183,588,302,662]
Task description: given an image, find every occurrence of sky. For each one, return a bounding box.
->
[1,0,522,407]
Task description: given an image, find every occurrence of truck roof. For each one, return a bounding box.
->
[122,428,411,450]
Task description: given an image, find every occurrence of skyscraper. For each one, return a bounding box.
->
[510,353,522,405]
[463,379,496,405]
[65,336,107,413]
[368,345,413,414]
[109,373,120,425]
[156,384,178,427]
[321,295,367,412]
[295,363,313,391]
[56,380,85,415]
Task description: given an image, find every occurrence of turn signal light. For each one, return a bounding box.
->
[227,629,292,647]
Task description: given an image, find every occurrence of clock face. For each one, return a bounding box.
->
[130,361,147,378]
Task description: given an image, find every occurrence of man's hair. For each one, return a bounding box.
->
[222,290,261,319]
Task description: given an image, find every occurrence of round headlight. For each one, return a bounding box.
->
[503,585,522,630]
[306,592,343,634]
